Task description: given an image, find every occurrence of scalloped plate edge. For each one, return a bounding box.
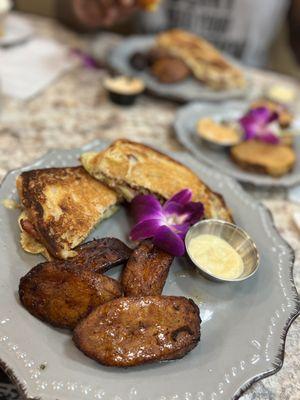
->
[0,140,299,400]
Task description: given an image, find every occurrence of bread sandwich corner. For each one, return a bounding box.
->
[17,166,118,260]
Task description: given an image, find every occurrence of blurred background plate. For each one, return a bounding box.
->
[0,14,33,47]
[0,140,299,400]
[108,35,251,102]
[175,101,300,187]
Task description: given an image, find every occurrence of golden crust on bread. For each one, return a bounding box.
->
[230,140,296,177]
[156,29,246,90]
[17,167,118,259]
[81,139,232,222]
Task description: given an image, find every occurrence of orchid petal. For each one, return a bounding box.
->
[182,202,205,225]
[250,107,273,124]
[239,107,280,143]
[244,107,277,125]
[163,201,184,216]
[240,120,258,139]
[131,194,163,223]
[258,133,280,144]
[171,223,191,238]
[153,225,185,256]
[167,189,192,205]
[130,219,164,241]
[239,114,254,127]
[239,117,258,139]
[129,189,204,257]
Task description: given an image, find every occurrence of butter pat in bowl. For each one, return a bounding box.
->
[185,219,259,282]
[196,117,242,150]
[103,75,145,106]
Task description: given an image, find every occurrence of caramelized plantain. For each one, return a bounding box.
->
[19,261,122,330]
[73,296,201,367]
[122,240,174,296]
[72,238,132,273]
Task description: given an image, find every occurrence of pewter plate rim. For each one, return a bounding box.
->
[108,35,251,102]
[174,101,300,187]
[0,140,299,400]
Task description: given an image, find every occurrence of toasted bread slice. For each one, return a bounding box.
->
[81,139,232,222]
[156,29,246,90]
[17,167,118,259]
[230,140,296,177]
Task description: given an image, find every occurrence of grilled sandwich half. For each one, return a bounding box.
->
[81,139,232,222]
[17,167,118,259]
[156,29,246,90]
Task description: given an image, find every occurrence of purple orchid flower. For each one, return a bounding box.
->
[71,48,105,69]
[239,107,280,144]
[130,189,204,256]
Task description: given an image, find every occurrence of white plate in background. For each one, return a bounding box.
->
[0,14,33,47]
[108,35,251,102]
[175,101,300,187]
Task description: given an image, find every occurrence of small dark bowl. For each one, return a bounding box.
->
[104,76,145,107]
[107,90,140,106]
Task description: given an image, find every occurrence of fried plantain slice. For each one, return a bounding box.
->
[73,238,132,273]
[73,296,201,367]
[122,240,174,296]
[19,262,122,330]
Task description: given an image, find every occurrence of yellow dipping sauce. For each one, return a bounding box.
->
[188,234,244,280]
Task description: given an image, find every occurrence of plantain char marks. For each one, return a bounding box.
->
[73,296,201,367]
[72,238,132,273]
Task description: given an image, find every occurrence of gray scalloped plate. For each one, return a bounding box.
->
[175,101,300,187]
[108,36,250,102]
[0,140,299,400]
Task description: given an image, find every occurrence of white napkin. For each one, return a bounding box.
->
[0,38,77,100]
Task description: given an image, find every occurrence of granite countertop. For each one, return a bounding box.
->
[0,13,299,400]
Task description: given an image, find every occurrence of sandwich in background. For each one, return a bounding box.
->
[156,29,245,90]
[230,140,296,177]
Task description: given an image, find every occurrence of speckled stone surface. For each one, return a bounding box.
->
[0,13,299,400]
